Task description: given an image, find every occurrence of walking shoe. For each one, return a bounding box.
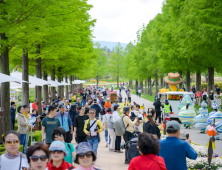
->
[105,143,108,148]
[109,149,115,152]
[114,150,117,152]
[124,161,130,164]
[117,150,123,153]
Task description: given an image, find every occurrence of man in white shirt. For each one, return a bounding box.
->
[138,88,142,98]
[113,105,123,153]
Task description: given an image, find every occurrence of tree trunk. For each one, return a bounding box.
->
[135,80,138,91]
[205,73,209,83]
[36,55,42,115]
[186,70,191,92]
[129,80,132,89]
[61,76,64,99]
[140,81,143,93]
[65,74,69,99]
[208,67,214,107]
[69,76,72,94]
[145,80,147,94]
[179,71,183,89]
[22,49,29,105]
[58,76,61,99]
[96,75,99,86]
[196,71,201,91]
[117,76,119,88]
[155,72,158,95]
[51,67,56,100]
[160,76,164,88]
[1,33,10,134]
[43,69,48,105]
[148,77,152,95]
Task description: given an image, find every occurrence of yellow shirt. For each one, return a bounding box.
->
[23,111,30,119]
[122,115,137,133]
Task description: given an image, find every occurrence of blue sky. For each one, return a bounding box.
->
[88,0,164,43]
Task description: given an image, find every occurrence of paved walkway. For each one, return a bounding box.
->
[72,89,222,169]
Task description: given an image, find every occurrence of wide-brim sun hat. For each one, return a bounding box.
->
[49,141,68,157]
[74,142,96,162]
[164,72,183,86]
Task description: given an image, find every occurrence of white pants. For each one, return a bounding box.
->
[108,129,116,150]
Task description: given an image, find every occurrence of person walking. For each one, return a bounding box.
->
[163,99,172,121]
[103,108,116,152]
[196,90,202,106]
[51,127,76,164]
[104,98,111,109]
[128,132,167,170]
[56,104,73,143]
[143,108,161,139]
[10,102,16,130]
[84,108,103,155]
[82,91,87,106]
[26,143,50,170]
[46,141,75,170]
[17,106,33,153]
[113,105,123,153]
[209,90,214,108]
[153,98,163,124]
[127,90,131,103]
[202,89,208,102]
[42,106,61,147]
[138,88,141,98]
[74,106,89,143]
[1,131,30,170]
[90,99,101,119]
[122,106,138,164]
[159,121,197,170]
[74,142,101,170]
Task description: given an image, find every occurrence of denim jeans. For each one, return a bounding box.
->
[19,134,26,153]
[105,129,111,144]
[11,119,15,130]
[24,132,29,154]
[87,136,99,155]
[82,99,86,106]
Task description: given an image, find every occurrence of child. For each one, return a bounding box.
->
[31,109,37,118]
[118,95,122,103]
[40,108,47,121]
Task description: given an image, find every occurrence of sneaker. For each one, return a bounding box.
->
[109,149,115,152]
[117,150,123,153]
[124,161,130,164]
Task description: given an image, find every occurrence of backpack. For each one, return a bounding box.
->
[113,115,129,136]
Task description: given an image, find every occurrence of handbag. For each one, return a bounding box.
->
[86,120,97,140]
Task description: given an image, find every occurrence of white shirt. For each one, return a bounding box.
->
[202,92,207,96]
[113,111,121,122]
[1,154,30,170]
[130,110,143,132]
[90,119,97,136]
[138,89,141,93]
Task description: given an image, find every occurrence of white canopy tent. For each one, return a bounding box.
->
[11,71,51,88]
[0,72,28,84]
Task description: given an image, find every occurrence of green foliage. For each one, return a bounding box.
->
[28,131,42,146]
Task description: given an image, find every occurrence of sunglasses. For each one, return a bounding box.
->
[50,150,64,154]
[78,152,93,159]
[5,140,19,146]
[89,112,95,114]
[30,155,48,162]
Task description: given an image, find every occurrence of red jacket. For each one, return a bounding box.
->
[196,92,202,97]
[46,159,75,170]
[128,154,167,170]
[32,102,38,111]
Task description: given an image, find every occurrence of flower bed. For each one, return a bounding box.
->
[187,143,222,170]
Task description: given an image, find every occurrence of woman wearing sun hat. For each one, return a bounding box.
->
[46,141,75,170]
[74,142,101,170]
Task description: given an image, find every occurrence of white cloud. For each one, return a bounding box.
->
[88,0,164,43]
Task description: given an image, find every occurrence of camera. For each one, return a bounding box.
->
[94,128,98,132]
[138,117,143,121]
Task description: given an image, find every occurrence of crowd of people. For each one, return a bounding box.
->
[3,84,201,170]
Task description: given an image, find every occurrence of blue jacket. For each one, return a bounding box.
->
[159,137,197,170]
[56,111,73,132]
[90,104,101,118]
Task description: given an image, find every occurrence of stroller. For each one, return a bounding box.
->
[122,136,140,162]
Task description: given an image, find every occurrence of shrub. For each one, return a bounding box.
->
[201,83,208,90]
[28,131,42,146]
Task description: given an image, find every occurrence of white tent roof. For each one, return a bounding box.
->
[0,73,28,84]
[11,71,51,87]
[73,80,86,84]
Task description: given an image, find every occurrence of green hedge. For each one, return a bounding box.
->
[0,145,23,155]
[28,131,42,146]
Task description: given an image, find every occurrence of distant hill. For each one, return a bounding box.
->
[93,40,128,50]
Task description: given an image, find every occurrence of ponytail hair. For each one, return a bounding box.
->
[147,108,156,126]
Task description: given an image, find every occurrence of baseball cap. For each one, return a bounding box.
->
[23,104,30,108]
[55,100,59,103]
[123,106,130,113]
[58,104,65,108]
[166,120,180,130]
